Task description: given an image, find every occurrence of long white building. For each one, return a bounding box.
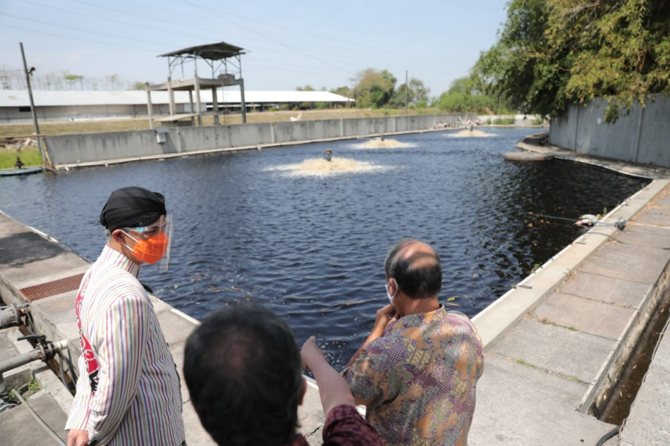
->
[0,90,355,123]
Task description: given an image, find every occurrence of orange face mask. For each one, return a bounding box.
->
[122,231,169,265]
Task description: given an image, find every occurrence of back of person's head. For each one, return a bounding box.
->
[384,239,442,299]
[184,302,304,446]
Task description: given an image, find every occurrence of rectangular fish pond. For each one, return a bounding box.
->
[0,128,649,368]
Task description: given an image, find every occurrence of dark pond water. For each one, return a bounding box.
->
[0,128,649,368]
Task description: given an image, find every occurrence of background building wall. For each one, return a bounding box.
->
[549,95,670,167]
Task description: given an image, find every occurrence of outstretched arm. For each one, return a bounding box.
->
[301,336,355,416]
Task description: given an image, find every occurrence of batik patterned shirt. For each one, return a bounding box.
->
[289,404,382,446]
[344,306,484,446]
[65,246,184,445]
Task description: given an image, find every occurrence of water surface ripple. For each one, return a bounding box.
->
[0,128,649,367]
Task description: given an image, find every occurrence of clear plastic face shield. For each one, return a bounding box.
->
[120,214,174,272]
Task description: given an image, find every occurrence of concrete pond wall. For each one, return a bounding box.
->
[549,94,670,167]
[44,114,475,166]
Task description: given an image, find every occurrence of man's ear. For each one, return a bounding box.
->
[299,377,307,406]
[111,229,126,244]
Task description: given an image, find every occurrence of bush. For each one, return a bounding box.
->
[492,117,515,125]
[436,92,497,114]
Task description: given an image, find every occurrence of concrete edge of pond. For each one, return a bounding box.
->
[516,132,670,180]
[472,179,670,353]
[52,127,457,171]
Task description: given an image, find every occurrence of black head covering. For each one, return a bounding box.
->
[100,186,166,232]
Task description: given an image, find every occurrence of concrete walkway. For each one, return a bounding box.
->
[468,137,670,445]
[0,210,324,445]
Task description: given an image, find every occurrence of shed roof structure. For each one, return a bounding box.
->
[148,41,248,128]
[158,42,245,60]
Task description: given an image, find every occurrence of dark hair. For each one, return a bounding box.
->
[183,302,304,446]
[384,239,442,299]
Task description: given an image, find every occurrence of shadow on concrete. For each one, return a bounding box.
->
[0,232,66,267]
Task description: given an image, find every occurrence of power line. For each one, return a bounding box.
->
[0,13,172,49]
[180,0,357,77]
[0,24,158,53]
[143,0,439,63]
[16,0,213,43]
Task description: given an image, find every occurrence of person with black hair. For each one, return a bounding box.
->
[183,303,383,446]
[344,239,484,446]
[65,187,184,446]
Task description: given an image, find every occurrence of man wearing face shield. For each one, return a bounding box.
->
[343,239,484,446]
[65,187,184,446]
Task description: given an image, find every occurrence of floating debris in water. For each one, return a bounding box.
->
[448,129,494,138]
[267,157,389,177]
[352,138,415,149]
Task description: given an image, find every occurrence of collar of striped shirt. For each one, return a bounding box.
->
[100,245,141,277]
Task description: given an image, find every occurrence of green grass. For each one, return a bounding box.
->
[516,359,539,369]
[537,317,579,332]
[569,375,587,384]
[28,379,40,393]
[0,149,43,169]
[493,117,516,125]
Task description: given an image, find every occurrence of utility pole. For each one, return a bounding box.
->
[405,70,408,116]
[20,42,45,165]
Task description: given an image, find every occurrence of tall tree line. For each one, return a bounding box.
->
[0,68,147,91]
[473,0,670,122]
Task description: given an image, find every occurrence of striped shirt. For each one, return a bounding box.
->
[65,246,185,445]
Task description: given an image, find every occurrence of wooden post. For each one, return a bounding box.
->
[212,87,220,125]
[405,70,408,116]
[239,79,247,124]
[194,76,203,126]
[20,42,44,164]
[146,83,154,130]
[167,77,175,116]
[188,90,195,126]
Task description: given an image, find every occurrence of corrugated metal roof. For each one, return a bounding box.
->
[0,90,354,107]
[158,42,245,60]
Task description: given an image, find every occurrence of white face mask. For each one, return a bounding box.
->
[385,279,398,305]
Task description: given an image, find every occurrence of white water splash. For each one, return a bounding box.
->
[448,129,494,138]
[267,157,390,177]
[352,138,416,149]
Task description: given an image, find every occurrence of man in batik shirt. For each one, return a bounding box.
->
[344,239,484,445]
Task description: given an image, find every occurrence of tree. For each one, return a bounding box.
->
[474,0,670,122]
[330,86,351,97]
[351,68,397,108]
[130,82,147,90]
[64,73,85,90]
[388,78,431,108]
[435,76,504,114]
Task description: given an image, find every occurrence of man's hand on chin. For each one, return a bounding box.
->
[67,429,89,446]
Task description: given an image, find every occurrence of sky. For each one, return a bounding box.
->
[0,0,509,96]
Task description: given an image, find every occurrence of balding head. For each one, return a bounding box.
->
[384,239,442,299]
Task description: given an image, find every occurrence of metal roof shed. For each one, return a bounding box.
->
[147,41,248,128]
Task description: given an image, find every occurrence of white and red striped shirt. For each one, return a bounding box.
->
[66,246,185,445]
